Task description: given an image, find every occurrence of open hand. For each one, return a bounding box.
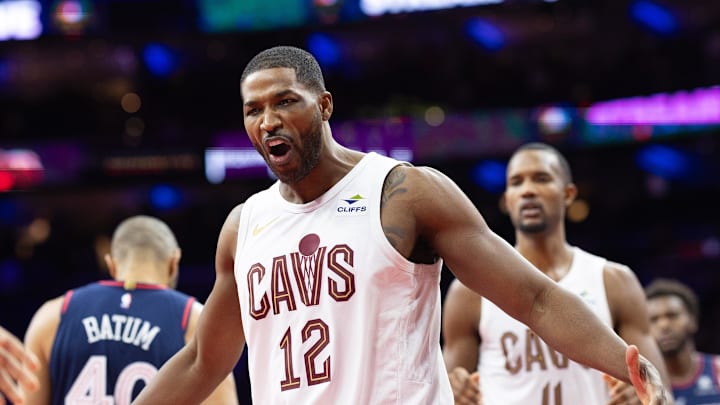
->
[626,345,670,405]
[0,325,40,404]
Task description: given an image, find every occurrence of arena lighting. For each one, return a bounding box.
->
[586,86,720,125]
[465,17,505,51]
[205,147,414,183]
[205,148,266,184]
[52,0,92,35]
[0,0,42,41]
[360,0,501,16]
[0,149,44,191]
[143,43,179,77]
[307,33,341,68]
[635,144,693,181]
[630,0,677,36]
[149,184,183,211]
[471,160,506,194]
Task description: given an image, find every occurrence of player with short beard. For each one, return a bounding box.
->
[443,143,673,405]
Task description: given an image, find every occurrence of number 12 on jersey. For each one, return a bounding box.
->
[279,319,332,391]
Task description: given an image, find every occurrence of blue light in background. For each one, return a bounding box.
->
[150,184,183,211]
[307,33,341,68]
[471,160,507,193]
[630,0,677,35]
[0,199,17,224]
[0,259,22,293]
[465,17,505,51]
[142,43,179,77]
[0,60,9,85]
[636,145,691,180]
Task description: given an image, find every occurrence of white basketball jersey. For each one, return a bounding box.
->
[478,247,612,405]
[234,153,453,404]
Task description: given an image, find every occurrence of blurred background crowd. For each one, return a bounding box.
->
[1,0,719,401]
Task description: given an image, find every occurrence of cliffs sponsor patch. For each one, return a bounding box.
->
[336,194,368,216]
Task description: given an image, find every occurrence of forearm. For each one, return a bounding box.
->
[528,284,631,383]
[133,343,228,405]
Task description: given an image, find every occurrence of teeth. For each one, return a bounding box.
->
[268,139,283,147]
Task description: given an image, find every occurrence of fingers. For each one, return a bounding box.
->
[626,345,669,405]
[604,373,621,389]
[605,378,643,405]
[449,367,481,405]
[0,327,40,404]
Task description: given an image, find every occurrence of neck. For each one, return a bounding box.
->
[515,226,573,280]
[664,344,699,384]
[279,134,365,204]
[115,264,167,286]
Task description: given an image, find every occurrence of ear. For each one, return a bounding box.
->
[104,254,117,279]
[168,248,181,289]
[564,182,578,208]
[319,91,333,121]
[499,193,509,215]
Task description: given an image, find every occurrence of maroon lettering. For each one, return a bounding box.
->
[248,264,269,320]
[327,245,355,301]
[271,256,297,315]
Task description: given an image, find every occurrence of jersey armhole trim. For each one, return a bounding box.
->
[61,290,74,314]
[181,297,196,330]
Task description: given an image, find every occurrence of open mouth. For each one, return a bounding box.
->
[266,138,290,157]
[270,143,290,156]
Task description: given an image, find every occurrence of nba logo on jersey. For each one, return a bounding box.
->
[120,292,132,309]
[336,193,368,216]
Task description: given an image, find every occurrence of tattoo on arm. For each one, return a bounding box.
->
[381,166,409,250]
[381,166,408,208]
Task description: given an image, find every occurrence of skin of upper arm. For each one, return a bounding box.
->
[442,279,482,372]
[192,204,247,377]
[186,303,239,405]
[397,166,552,323]
[604,262,672,388]
[23,297,63,405]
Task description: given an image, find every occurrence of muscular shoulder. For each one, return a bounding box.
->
[603,260,638,285]
[382,164,480,225]
[382,165,453,202]
[25,295,64,361]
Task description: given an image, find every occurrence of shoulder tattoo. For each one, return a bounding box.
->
[381,166,408,208]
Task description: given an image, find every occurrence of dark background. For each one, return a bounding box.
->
[1,0,719,402]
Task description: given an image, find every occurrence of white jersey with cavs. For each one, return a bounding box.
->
[234,153,453,404]
[478,247,612,405]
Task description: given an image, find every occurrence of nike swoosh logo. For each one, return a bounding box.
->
[252,216,280,236]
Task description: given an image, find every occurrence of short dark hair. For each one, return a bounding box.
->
[511,142,573,184]
[240,46,326,96]
[645,278,700,321]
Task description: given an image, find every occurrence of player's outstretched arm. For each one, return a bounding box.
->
[402,166,668,403]
[1,324,40,405]
[133,205,246,405]
[22,297,63,405]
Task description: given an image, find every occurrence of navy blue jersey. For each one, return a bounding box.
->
[673,353,720,405]
[49,280,195,405]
